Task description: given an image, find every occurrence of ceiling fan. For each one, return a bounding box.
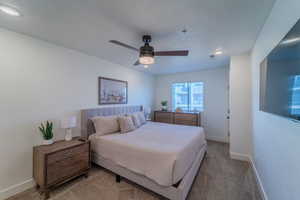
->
[109,35,189,66]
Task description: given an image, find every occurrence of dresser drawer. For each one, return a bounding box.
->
[174,113,198,126]
[47,143,89,164]
[154,112,173,123]
[46,151,89,185]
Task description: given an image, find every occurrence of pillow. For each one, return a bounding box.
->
[118,116,136,133]
[137,111,146,124]
[91,115,120,136]
[131,113,142,128]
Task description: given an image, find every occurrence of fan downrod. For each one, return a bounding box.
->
[143,35,152,44]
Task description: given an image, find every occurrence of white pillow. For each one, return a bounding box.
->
[131,113,142,128]
[118,116,136,133]
[137,112,146,124]
[91,115,120,135]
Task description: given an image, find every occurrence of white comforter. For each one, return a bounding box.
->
[90,122,206,186]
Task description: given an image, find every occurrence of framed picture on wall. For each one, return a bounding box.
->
[98,77,128,104]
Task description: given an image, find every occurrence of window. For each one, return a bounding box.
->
[291,75,300,116]
[172,82,204,112]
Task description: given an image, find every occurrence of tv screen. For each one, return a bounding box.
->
[260,19,300,121]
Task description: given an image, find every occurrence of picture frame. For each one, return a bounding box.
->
[98,77,128,105]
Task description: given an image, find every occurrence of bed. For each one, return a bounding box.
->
[81,106,207,200]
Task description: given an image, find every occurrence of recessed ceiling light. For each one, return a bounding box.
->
[215,50,223,55]
[214,48,223,55]
[0,5,21,17]
[210,48,223,58]
[281,37,300,45]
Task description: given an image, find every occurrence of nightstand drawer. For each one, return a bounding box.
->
[47,143,89,164]
[47,151,89,185]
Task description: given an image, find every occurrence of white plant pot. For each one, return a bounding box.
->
[161,105,168,111]
[43,139,54,145]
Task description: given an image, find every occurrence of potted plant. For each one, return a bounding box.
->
[161,101,168,111]
[38,121,54,145]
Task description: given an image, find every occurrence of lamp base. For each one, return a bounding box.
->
[65,128,73,141]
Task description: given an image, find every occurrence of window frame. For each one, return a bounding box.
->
[171,81,205,112]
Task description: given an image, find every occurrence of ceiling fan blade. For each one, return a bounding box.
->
[109,40,139,52]
[154,50,189,56]
[133,60,140,66]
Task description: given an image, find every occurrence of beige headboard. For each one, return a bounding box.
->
[81,105,143,138]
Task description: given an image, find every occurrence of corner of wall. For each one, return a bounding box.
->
[229,153,268,200]
[249,157,268,200]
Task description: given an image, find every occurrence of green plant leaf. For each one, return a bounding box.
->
[38,121,53,140]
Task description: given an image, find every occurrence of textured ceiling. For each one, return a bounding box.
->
[0,0,275,74]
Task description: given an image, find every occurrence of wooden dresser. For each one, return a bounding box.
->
[154,111,201,126]
[33,138,90,199]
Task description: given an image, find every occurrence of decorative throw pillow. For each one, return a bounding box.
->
[131,113,142,128]
[137,111,146,124]
[91,115,120,135]
[118,116,136,133]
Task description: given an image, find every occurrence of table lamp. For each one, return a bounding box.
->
[61,116,76,141]
[145,107,151,120]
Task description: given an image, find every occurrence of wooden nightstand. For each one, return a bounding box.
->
[33,138,91,199]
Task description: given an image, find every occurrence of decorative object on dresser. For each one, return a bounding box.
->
[60,116,76,141]
[161,100,168,111]
[38,121,54,145]
[33,138,90,200]
[98,77,128,105]
[175,107,183,113]
[154,111,201,126]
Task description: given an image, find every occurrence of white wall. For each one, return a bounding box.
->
[155,67,229,142]
[0,28,155,199]
[229,53,252,160]
[251,0,300,199]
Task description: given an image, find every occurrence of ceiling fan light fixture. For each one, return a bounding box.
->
[109,35,189,66]
[139,56,154,65]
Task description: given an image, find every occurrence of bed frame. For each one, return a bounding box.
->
[81,105,207,200]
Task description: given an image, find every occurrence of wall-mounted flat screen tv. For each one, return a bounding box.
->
[260,19,300,121]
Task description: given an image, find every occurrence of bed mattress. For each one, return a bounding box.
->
[89,121,206,186]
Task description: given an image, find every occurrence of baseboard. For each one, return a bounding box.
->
[229,151,250,161]
[0,179,35,200]
[206,136,228,143]
[249,157,268,200]
[0,158,268,200]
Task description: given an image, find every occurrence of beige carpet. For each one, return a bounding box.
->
[7,141,262,200]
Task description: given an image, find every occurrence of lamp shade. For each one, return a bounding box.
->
[61,116,76,129]
[139,56,154,65]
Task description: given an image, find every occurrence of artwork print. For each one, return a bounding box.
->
[98,77,128,104]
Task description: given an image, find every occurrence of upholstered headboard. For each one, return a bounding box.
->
[81,105,143,138]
